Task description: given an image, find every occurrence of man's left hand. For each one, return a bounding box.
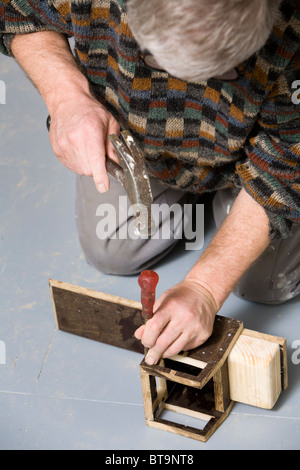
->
[134,280,218,365]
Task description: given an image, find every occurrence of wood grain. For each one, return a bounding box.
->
[228,331,283,409]
[49,279,144,354]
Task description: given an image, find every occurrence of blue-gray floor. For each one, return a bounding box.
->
[0,54,299,450]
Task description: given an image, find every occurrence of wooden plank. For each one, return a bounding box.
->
[213,361,230,413]
[50,279,141,310]
[169,352,206,369]
[140,369,155,420]
[162,403,212,422]
[146,416,210,443]
[49,279,144,354]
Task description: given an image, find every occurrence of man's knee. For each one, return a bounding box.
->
[76,174,191,275]
[234,233,300,305]
[78,233,178,276]
[233,276,300,305]
[81,240,142,275]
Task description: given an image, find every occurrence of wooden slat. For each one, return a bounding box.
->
[213,361,230,413]
[140,369,155,420]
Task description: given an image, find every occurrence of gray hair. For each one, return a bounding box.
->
[127,0,282,81]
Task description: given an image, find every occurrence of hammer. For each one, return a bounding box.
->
[138,270,159,355]
[46,116,154,237]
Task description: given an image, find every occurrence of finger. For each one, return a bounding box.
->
[91,116,121,192]
[91,158,110,193]
[144,323,182,365]
[86,132,110,193]
[140,310,170,350]
[162,334,189,358]
[134,324,145,340]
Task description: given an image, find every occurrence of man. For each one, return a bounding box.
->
[0,0,299,366]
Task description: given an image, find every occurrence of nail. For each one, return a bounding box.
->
[145,356,156,365]
[97,183,108,193]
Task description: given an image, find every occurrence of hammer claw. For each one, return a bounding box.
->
[109,131,154,237]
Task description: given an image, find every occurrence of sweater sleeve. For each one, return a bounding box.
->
[0,1,71,56]
[235,51,300,241]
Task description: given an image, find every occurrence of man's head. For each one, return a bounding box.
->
[127,0,282,81]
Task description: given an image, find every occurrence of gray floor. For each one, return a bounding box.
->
[0,54,299,451]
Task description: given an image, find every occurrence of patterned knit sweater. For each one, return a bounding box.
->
[0,0,299,240]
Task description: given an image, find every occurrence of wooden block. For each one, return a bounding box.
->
[228,329,286,409]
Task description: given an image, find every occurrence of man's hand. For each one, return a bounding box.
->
[11,31,119,192]
[135,280,218,365]
[49,95,120,193]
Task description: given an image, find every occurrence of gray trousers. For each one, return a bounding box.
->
[76,175,300,305]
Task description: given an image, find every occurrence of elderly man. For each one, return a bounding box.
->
[1,0,299,365]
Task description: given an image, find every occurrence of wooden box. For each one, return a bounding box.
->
[139,316,243,442]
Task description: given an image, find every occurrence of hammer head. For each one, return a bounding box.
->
[109,131,155,237]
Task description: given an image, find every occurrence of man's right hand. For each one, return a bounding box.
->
[48,94,120,193]
[11,31,120,193]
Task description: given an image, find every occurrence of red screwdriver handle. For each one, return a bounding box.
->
[138,270,159,321]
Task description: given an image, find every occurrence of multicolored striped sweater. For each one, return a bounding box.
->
[0,0,299,239]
